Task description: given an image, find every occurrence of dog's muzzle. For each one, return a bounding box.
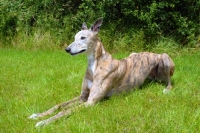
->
[65,47,71,53]
[65,47,86,55]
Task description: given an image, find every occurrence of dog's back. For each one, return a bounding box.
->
[106,52,161,96]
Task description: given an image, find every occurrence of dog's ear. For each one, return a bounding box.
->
[82,22,88,30]
[90,17,103,33]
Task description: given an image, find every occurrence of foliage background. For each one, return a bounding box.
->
[0,0,200,49]
[0,1,200,132]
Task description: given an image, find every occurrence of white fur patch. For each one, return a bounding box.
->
[29,113,39,119]
[88,80,93,89]
[87,53,96,76]
[163,89,170,94]
[129,53,137,57]
[90,61,96,75]
[36,120,46,127]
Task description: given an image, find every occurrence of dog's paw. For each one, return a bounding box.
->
[35,120,46,127]
[163,89,170,94]
[29,113,39,120]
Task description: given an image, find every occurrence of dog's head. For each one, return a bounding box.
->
[65,18,103,55]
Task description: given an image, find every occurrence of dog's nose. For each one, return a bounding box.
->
[65,47,71,53]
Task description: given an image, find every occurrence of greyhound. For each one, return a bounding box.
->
[29,18,175,127]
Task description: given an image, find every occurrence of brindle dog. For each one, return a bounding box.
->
[29,18,175,127]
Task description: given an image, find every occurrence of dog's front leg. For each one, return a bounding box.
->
[80,76,91,102]
[35,103,85,127]
[85,79,111,106]
[29,96,81,120]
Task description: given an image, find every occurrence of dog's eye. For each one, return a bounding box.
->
[81,36,86,40]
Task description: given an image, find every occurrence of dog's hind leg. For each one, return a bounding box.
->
[159,53,175,93]
[149,53,175,93]
[29,96,81,119]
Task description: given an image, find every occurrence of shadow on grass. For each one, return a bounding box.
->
[100,78,173,103]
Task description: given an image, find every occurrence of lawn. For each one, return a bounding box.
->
[0,48,200,132]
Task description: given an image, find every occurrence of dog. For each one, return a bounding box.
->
[29,18,175,127]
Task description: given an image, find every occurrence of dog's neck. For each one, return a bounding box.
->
[86,40,108,76]
[87,52,96,76]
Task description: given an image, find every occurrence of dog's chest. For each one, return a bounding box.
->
[87,80,93,89]
[89,60,96,76]
[87,54,96,76]
[87,54,97,90]
[87,60,96,90]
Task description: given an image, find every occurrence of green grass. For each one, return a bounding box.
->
[0,48,200,132]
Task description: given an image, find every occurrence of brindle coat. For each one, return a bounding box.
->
[29,18,175,127]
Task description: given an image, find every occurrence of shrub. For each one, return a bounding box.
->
[0,0,199,48]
